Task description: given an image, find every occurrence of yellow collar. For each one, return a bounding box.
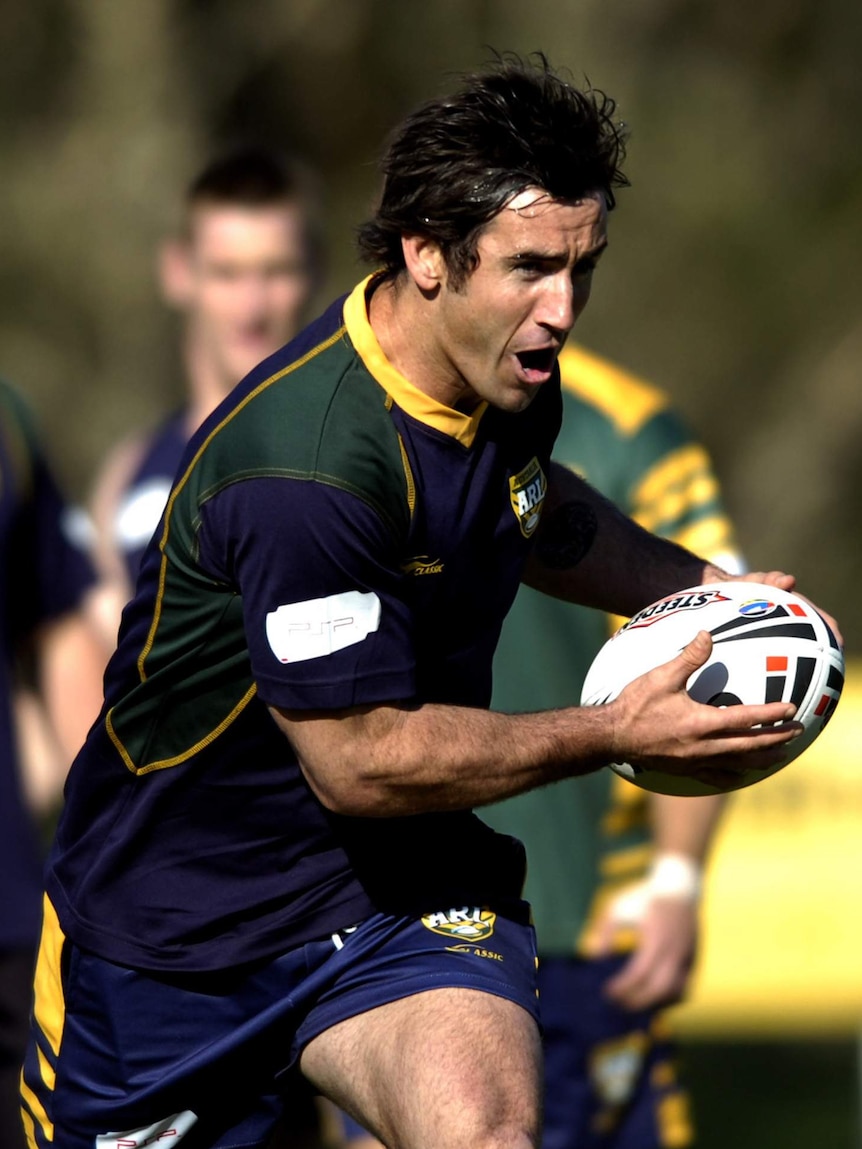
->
[343,275,487,448]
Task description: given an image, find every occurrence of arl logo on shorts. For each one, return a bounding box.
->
[96,1109,198,1147]
[509,457,547,538]
[422,907,497,941]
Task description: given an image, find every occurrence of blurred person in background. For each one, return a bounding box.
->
[0,378,106,1149]
[86,142,328,1149]
[88,144,323,642]
[335,344,742,1149]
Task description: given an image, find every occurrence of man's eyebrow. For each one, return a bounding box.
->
[508,239,609,264]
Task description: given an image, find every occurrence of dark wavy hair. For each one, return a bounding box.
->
[357,53,628,287]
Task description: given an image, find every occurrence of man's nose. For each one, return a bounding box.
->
[536,278,576,334]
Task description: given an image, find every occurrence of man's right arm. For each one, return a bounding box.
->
[270,630,798,818]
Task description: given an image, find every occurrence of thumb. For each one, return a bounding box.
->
[671,629,713,680]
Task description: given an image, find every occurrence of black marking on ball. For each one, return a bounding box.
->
[688,661,730,704]
[712,622,818,644]
[709,605,788,637]
[789,657,816,709]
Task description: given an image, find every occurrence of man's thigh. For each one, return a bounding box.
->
[539,955,693,1149]
[298,904,542,1149]
[301,988,542,1149]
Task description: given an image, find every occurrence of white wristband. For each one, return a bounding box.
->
[647,853,702,902]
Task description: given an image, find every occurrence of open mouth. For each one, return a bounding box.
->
[515,347,557,382]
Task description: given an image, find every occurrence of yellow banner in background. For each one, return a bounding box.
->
[676,659,862,1037]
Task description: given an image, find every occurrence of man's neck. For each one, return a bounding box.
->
[369,276,472,410]
[182,335,234,436]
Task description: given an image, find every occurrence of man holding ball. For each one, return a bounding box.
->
[21,53,832,1149]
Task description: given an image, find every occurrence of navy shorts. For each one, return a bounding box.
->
[21,897,538,1149]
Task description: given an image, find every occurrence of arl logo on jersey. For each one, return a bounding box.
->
[509,457,547,538]
[422,907,497,941]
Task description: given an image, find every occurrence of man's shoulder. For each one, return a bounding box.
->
[207,319,394,468]
[176,298,411,534]
[557,344,671,439]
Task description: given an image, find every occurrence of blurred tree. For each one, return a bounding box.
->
[0,0,858,641]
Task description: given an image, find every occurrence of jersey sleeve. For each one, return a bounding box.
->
[196,475,416,711]
[622,407,744,569]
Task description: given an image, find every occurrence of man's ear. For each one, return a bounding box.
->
[401,234,446,292]
[158,238,193,308]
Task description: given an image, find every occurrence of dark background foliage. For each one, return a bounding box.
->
[2,1,858,648]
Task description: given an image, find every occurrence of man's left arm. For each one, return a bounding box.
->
[600,791,725,1011]
[523,462,749,616]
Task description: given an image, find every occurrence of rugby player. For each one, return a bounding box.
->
[22,55,814,1149]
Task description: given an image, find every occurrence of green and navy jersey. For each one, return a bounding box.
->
[46,276,561,973]
[0,380,96,948]
[482,344,741,957]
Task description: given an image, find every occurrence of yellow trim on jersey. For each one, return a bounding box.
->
[599,843,653,880]
[630,444,713,515]
[20,1105,37,1147]
[636,474,720,535]
[397,434,417,517]
[32,896,64,1058]
[19,1079,49,1147]
[558,344,670,437]
[671,515,738,562]
[136,326,346,684]
[23,895,66,1144]
[600,774,650,835]
[652,1060,678,1089]
[657,1089,695,1147]
[107,683,258,776]
[344,276,488,448]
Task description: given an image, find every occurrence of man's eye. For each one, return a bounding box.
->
[573,258,597,278]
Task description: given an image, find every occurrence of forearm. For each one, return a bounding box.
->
[524,462,726,615]
[271,631,799,820]
[649,791,727,863]
[272,700,616,817]
[39,604,110,765]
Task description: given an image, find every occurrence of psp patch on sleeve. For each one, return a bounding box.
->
[266,590,381,664]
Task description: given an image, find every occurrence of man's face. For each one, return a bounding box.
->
[425,190,608,413]
[166,201,314,387]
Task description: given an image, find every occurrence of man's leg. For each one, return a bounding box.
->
[300,987,542,1149]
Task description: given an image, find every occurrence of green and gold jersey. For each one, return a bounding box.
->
[47,278,561,972]
[482,344,741,956]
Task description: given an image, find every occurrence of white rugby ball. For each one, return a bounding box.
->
[580,582,844,796]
